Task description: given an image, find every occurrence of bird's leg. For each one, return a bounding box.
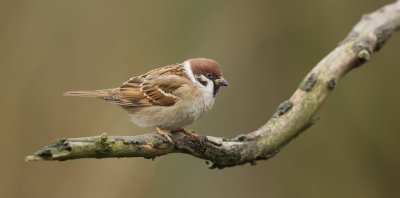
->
[177,128,222,146]
[156,127,173,144]
[179,128,198,137]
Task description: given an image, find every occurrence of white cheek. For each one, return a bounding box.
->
[205,79,214,94]
[196,75,214,95]
[183,62,214,95]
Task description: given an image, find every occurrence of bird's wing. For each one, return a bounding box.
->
[104,64,190,106]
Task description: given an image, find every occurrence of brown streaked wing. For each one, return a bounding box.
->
[144,64,186,77]
[140,76,187,106]
[106,64,189,106]
[103,74,151,106]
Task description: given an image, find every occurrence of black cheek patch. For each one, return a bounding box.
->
[196,77,208,87]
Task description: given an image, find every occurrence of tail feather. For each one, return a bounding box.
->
[63,89,114,98]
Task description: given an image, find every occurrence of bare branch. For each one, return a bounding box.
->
[26,1,400,169]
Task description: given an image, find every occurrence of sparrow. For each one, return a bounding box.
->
[64,58,228,143]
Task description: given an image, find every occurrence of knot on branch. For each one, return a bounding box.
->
[357,49,371,62]
[374,24,396,51]
[327,78,337,90]
[273,100,293,118]
[299,73,317,92]
[95,133,113,154]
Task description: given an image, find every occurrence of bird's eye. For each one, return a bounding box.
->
[205,73,213,79]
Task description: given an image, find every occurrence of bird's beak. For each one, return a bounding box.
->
[215,77,229,86]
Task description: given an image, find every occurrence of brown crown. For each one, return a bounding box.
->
[187,58,222,77]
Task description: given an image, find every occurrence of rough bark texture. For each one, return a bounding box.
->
[26,1,400,169]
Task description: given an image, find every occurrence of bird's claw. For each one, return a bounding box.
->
[179,128,199,137]
[156,127,173,144]
[178,128,222,146]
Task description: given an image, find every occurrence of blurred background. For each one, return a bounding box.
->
[1,0,399,197]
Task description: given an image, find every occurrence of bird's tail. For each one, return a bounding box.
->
[63,89,114,98]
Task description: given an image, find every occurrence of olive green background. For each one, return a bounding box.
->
[1,0,399,197]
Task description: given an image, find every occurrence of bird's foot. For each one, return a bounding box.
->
[176,128,222,146]
[179,128,198,137]
[156,127,173,144]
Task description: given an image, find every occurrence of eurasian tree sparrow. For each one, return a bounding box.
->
[64,58,228,142]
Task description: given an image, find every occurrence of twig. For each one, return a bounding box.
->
[26,1,400,169]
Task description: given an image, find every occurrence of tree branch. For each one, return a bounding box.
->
[26,1,400,169]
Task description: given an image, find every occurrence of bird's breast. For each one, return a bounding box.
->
[126,87,215,130]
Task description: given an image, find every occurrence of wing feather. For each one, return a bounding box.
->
[103,64,189,107]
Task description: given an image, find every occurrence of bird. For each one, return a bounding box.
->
[64,58,229,143]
